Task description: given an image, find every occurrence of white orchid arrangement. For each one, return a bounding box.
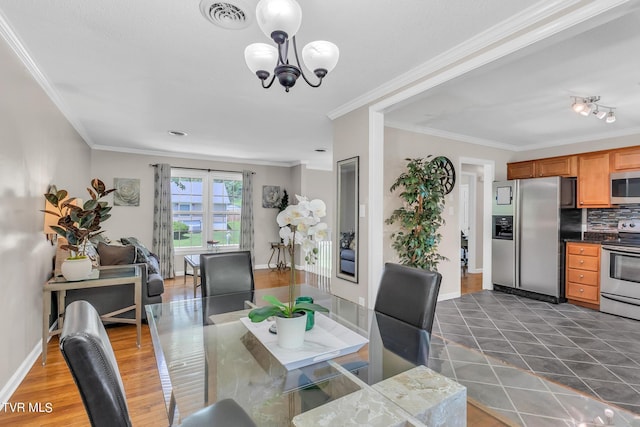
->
[248,195,329,323]
[276,195,328,264]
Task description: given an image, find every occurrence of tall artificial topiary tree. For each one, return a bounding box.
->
[386,156,450,271]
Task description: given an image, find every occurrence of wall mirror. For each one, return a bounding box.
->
[336,156,359,283]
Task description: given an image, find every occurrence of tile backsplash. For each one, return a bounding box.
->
[587,206,640,231]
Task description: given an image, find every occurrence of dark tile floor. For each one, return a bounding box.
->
[432,290,640,414]
[427,335,636,426]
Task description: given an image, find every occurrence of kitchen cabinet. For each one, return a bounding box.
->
[565,242,600,309]
[507,161,535,179]
[610,146,640,171]
[507,156,577,180]
[535,155,577,177]
[577,152,611,208]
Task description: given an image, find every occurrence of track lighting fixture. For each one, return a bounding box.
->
[570,96,616,124]
[605,110,617,124]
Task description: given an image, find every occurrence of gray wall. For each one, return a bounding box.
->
[0,37,90,399]
[332,107,369,304]
[383,127,512,299]
[0,39,329,395]
[90,150,306,270]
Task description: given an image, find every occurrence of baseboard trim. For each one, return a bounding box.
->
[438,291,461,301]
[0,322,57,403]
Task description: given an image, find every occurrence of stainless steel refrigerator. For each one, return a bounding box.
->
[491,176,582,302]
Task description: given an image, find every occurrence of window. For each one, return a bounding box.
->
[171,170,242,250]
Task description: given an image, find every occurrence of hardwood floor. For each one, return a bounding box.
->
[461,272,483,295]
[1,269,504,426]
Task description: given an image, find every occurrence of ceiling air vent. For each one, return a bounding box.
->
[199,0,252,30]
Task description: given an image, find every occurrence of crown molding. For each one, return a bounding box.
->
[510,126,640,152]
[385,120,640,153]
[0,10,96,148]
[330,0,632,121]
[385,121,518,151]
[92,144,301,168]
[93,144,335,170]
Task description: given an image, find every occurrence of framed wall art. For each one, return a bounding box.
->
[113,178,140,206]
[262,185,281,208]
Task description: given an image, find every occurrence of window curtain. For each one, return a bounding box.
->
[152,164,175,278]
[240,170,254,264]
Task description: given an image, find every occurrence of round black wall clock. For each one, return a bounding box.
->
[435,156,456,194]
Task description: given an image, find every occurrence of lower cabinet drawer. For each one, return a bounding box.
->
[567,282,599,303]
[567,254,599,271]
[567,269,599,286]
[567,244,600,257]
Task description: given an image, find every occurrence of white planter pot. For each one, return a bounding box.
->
[275,312,307,349]
[61,257,93,281]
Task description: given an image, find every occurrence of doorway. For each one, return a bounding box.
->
[459,158,494,293]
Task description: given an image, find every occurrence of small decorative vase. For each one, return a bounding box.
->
[61,257,93,281]
[275,312,307,349]
[295,296,315,330]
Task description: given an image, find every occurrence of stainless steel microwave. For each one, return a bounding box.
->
[611,171,640,204]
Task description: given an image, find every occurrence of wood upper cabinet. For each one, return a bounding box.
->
[506,146,640,208]
[507,161,535,180]
[611,146,640,171]
[507,156,577,180]
[578,152,611,208]
[535,155,578,178]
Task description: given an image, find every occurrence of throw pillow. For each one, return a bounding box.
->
[97,242,136,266]
[120,237,159,275]
[121,237,151,257]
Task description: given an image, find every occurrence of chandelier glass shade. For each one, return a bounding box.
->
[571,96,616,124]
[244,0,339,92]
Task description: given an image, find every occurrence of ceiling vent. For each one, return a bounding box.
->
[200,0,252,30]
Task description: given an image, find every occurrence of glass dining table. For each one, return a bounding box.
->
[146,285,472,426]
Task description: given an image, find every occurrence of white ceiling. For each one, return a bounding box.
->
[0,1,638,169]
[386,2,640,151]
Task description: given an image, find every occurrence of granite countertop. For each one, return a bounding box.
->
[565,238,604,244]
[565,231,619,244]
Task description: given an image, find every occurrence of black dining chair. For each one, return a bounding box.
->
[374,262,442,332]
[199,251,255,323]
[59,300,256,427]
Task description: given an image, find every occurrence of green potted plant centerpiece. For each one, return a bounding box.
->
[249,195,329,349]
[43,178,115,281]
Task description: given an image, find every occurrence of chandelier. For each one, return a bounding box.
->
[244,0,339,92]
[571,96,616,124]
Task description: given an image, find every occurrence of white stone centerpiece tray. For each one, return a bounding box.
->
[240,313,368,371]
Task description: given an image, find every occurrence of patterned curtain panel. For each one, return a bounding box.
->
[240,170,255,264]
[152,164,175,278]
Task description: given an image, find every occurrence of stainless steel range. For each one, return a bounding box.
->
[601,219,640,320]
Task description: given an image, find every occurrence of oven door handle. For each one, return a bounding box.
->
[602,245,640,255]
[601,292,640,306]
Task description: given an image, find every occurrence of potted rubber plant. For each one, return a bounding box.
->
[248,195,329,349]
[43,178,115,280]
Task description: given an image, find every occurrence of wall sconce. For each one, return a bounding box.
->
[43,198,58,245]
[43,195,81,245]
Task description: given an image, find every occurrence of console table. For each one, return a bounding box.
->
[183,254,201,297]
[42,264,142,365]
[268,242,289,271]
